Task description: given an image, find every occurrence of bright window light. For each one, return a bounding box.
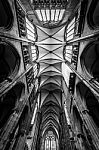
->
[36,10,43,21]
[35,8,65,25]
[51,9,55,21]
[46,9,50,21]
[55,9,60,21]
[41,10,47,22]
[59,9,65,20]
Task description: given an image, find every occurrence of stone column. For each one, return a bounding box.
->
[59,111,72,150]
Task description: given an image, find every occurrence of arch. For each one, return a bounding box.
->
[0,41,20,83]
[0,82,25,130]
[80,42,99,81]
[41,107,59,117]
[42,126,59,140]
[42,129,58,150]
[87,0,99,28]
[76,82,99,128]
[0,0,13,30]
[40,83,62,92]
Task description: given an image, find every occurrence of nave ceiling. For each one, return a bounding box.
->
[36,25,65,138]
[19,0,80,140]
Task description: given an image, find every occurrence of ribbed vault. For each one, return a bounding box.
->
[36,25,65,142]
[18,0,81,148]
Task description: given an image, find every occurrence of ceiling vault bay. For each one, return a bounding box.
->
[35,25,65,138]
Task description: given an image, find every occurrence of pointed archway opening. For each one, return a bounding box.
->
[0,0,13,30]
[0,42,20,83]
[0,82,25,131]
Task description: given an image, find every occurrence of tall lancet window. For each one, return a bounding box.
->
[44,131,57,150]
[30,0,68,26]
[35,9,65,24]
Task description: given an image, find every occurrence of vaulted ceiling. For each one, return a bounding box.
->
[20,0,80,141]
[36,25,65,138]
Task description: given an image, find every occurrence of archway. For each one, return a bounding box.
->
[0,83,25,130]
[0,0,13,29]
[0,42,20,83]
[87,0,99,28]
[81,42,99,81]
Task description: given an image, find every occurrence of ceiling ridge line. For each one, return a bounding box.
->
[51,25,65,37]
[43,113,57,121]
[51,36,63,42]
[42,117,58,125]
[42,116,58,123]
[40,94,49,106]
[37,58,63,61]
[40,78,60,87]
[42,115,57,121]
[39,65,51,74]
[40,81,60,89]
[38,49,59,57]
[38,51,50,59]
[36,60,63,64]
[41,65,61,74]
[34,41,66,46]
[38,71,62,78]
[40,89,50,93]
[38,75,62,77]
[38,61,60,65]
[52,94,61,106]
[42,107,59,115]
[36,25,50,37]
[36,45,63,53]
[39,62,53,65]
[42,121,58,129]
[41,124,58,132]
[37,45,51,52]
[52,77,61,86]
[43,93,55,102]
[49,45,63,52]
[38,36,50,42]
[47,64,61,73]
[38,51,62,61]
[41,104,60,112]
[44,93,59,103]
[41,74,62,78]
[52,52,63,60]
[39,65,62,76]
[40,77,53,86]
[35,42,65,45]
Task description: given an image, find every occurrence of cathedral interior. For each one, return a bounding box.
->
[0,0,99,150]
